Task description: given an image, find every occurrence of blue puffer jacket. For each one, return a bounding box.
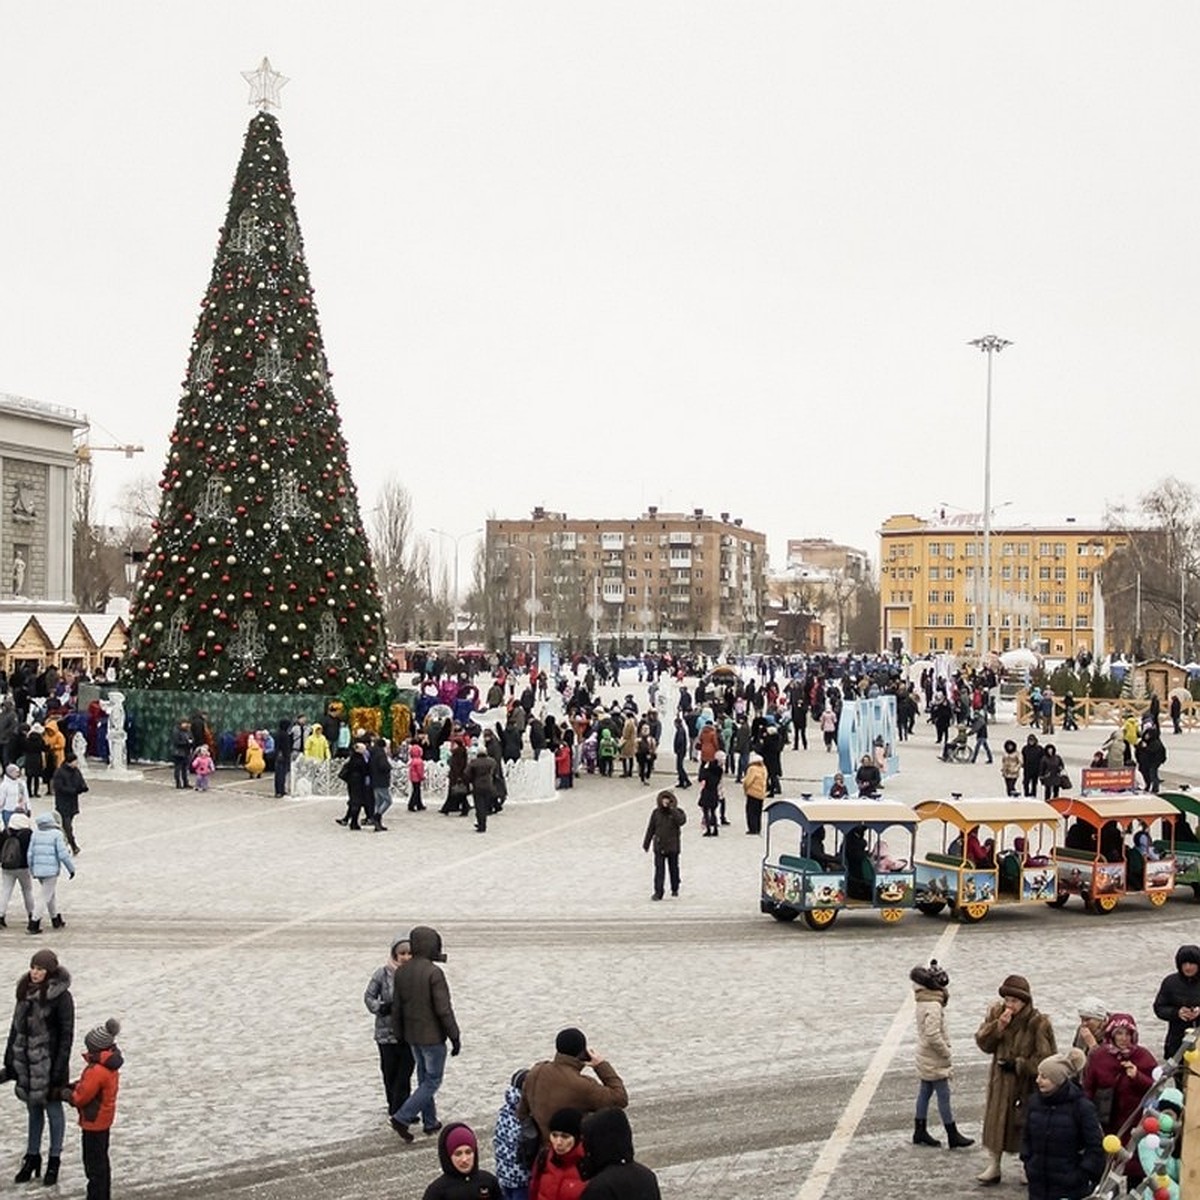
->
[27,813,75,881]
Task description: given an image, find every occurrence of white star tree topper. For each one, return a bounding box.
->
[242,57,288,110]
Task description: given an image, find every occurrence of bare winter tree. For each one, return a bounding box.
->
[369,478,428,644]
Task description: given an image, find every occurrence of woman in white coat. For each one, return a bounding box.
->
[910,959,974,1150]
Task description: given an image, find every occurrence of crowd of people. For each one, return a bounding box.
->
[365,925,660,1199]
[906,946,1198,1199]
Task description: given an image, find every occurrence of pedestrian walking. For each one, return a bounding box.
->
[67,1017,123,1200]
[969,709,993,765]
[1151,943,1200,1059]
[390,926,460,1143]
[908,959,973,1150]
[363,936,415,1117]
[421,1123,499,1200]
[974,973,1057,1185]
[671,716,690,789]
[643,789,686,900]
[28,812,75,935]
[50,752,87,855]
[335,740,374,830]
[1,948,74,1186]
[369,738,393,831]
[0,810,34,928]
[820,707,838,752]
[1020,1050,1103,1200]
[697,751,723,837]
[466,745,499,833]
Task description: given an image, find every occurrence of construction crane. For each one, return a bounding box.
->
[73,432,145,512]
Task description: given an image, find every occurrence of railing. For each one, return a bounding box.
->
[1015,690,1199,729]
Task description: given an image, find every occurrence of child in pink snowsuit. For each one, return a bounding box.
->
[191,745,215,791]
[407,743,426,811]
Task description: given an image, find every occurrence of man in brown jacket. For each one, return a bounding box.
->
[518,1027,628,1143]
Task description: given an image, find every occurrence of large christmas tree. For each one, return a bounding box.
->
[124,69,385,694]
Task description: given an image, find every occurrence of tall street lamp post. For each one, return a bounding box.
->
[502,543,538,638]
[969,334,1012,660]
[429,527,481,652]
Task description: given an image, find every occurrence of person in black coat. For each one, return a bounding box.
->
[1020,1050,1103,1200]
[579,1108,661,1200]
[22,727,45,799]
[334,741,374,831]
[1020,734,1043,797]
[420,1122,498,1200]
[1152,943,1200,1058]
[2,948,75,1186]
[50,753,87,855]
[643,789,686,900]
[273,719,292,798]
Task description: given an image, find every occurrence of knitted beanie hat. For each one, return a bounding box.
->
[85,1018,121,1052]
[30,949,58,972]
[1077,996,1108,1021]
[1038,1048,1086,1088]
[548,1107,584,1139]
[445,1125,476,1155]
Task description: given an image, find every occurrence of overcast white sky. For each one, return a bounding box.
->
[3,3,1198,583]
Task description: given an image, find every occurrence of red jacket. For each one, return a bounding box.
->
[530,1141,586,1200]
[71,1047,122,1131]
[554,745,572,777]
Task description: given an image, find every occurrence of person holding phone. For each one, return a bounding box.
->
[517,1028,628,1146]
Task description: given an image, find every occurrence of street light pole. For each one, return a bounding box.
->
[429,528,482,652]
[969,334,1011,660]
[502,543,538,638]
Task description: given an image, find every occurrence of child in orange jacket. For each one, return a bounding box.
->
[68,1018,122,1200]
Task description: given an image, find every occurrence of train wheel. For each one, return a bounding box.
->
[803,908,839,930]
[956,902,989,924]
[1148,891,1168,908]
[1046,893,1069,909]
[1192,884,1200,902]
[880,907,904,924]
[770,907,799,923]
[917,901,947,917]
[1090,895,1119,915]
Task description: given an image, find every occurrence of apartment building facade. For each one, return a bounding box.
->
[879,512,1130,658]
[486,507,768,651]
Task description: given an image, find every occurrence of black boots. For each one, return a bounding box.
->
[25,919,40,935]
[912,1119,941,1147]
[43,1156,59,1185]
[946,1123,974,1149]
[14,1154,40,1182]
[51,915,65,930]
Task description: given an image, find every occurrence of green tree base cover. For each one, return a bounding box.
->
[122,110,384,695]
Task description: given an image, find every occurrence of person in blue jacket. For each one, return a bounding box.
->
[27,812,74,935]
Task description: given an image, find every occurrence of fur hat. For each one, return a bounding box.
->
[555,1027,588,1058]
[548,1107,583,1139]
[998,974,1032,1004]
[85,1018,121,1052]
[910,959,950,991]
[30,949,58,972]
[1037,1048,1086,1088]
[1077,996,1108,1021]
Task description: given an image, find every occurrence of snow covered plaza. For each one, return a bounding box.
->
[4,683,1194,1200]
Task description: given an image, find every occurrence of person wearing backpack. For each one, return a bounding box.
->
[0,811,34,929]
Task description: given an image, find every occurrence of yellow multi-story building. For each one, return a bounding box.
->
[878,513,1130,658]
